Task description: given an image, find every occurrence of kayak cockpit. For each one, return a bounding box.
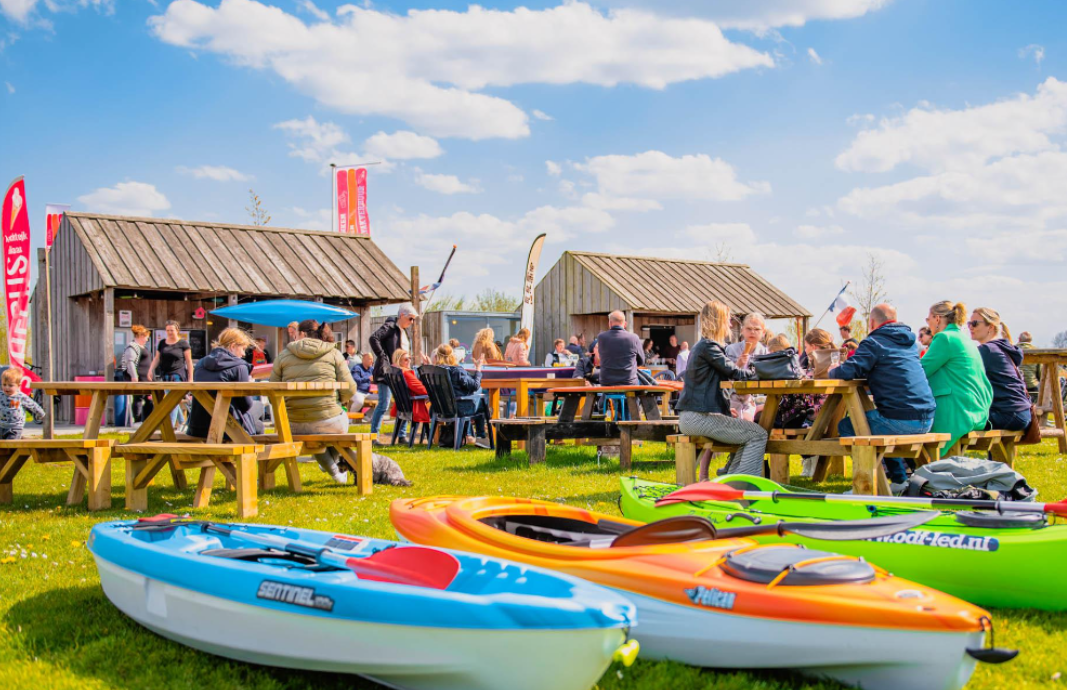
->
[480,514,633,548]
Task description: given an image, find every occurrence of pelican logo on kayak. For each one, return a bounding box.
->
[867,530,999,552]
[685,586,736,610]
[257,580,335,612]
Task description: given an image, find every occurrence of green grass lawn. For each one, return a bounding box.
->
[2,430,1066,689]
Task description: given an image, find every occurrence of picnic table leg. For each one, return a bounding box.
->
[84,391,107,437]
[143,390,190,489]
[339,442,372,495]
[638,393,661,421]
[580,393,596,421]
[67,456,87,507]
[1051,371,1067,453]
[495,426,512,458]
[488,389,501,420]
[619,426,633,471]
[516,381,530,450]
[851,445,879,496]
[675,436,697,485]
[991,438,1017,468]
[267,394,293,443]
[193,465,217,508]
[768,452,789,484]
[0,450,29,505]
[283,457,303,493]
[235,451,258,518]
[526,425,546,465]
[124,454,162,511]
[85,447,112,511]
[259,459,278,491]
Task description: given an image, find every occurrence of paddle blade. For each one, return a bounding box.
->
[781,511,941,541]
[347,547,460,590]
[656,482,745,506]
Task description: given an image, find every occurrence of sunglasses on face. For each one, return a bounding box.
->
[967,321,984,328]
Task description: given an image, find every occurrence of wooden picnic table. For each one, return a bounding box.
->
[722,379,874,484]
[32,381,355,516]
[1022,348,1067,452]
[480,376,589,450]
[548,385,675,423]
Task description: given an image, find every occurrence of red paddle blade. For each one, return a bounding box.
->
[657,482,745,506]
[348,547,460,590]
[1043,501,1067,517]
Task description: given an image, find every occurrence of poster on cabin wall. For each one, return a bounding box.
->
[332,166,371,236]
[1,177,41,395]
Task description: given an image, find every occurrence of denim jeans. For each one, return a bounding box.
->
[987,407,1031,432]
[838,409,934,484]
[369,383,408,440]
[159,372,185,426]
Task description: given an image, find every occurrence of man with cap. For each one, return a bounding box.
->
[369,303,419,445]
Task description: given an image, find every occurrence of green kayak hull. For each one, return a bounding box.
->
[620,475,1067,611]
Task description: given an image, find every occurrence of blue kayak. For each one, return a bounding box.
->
[89,516,638,690]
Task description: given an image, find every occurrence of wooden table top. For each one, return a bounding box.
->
[723,379,866,394]
[547,385,675,395]
[1022,349,1067,364]
[480,377,588,389]
[34,381,348,394]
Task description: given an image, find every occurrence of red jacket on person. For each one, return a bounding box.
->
[390,369,430,423]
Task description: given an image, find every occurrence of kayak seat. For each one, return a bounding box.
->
[721,546,876,586]
[202,547,325,568]
[954,511,1046,529]
[480,515,630,547]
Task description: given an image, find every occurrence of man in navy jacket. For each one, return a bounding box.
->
[830,303,936,487]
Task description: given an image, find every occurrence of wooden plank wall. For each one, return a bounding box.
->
[534,253,627,359]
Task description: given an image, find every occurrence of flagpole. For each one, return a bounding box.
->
[812,281,850,329]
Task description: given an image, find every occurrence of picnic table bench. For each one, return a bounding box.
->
[550,385,674,423]
[33,381,354,517]
[947,430,1023,467]
[1023,348,1067,452]
[0,439,117,511]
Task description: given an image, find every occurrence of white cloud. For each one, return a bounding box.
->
[575,150,771,205]
[581,192,661,212]
[0,0,39,23]
[77,181,171,216]
[274,115,351,163]
[4,82,13,94]
[414,171,481,195]
[175,164,251,181]
[296,0,327,22]
[531,109,554,121]
[545,160,562,176]
[590,0,892,31]
[679,222,757,244]
[835,77,1067,173]
[149,0,773,140]
[794,223,844,238]
[846,113,875,126]
[507,174,524,183]
[807,47,822,65]
[291,206,331,231]
[557,179,577,198]
[363,131,443,160]
[1019,44,1045,66]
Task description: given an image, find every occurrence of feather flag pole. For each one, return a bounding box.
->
[813,281,855,329]
[418,244,457,311]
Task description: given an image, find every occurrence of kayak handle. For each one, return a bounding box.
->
[724,513,761,525]
[966,616,1019,665]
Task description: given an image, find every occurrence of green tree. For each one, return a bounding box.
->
[424,293,467,312]
[472,288,521,313]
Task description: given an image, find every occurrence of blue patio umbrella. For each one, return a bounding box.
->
[211,299,359,328]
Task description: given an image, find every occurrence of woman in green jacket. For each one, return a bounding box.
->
[270,319,357,483]
[921,301,993,456]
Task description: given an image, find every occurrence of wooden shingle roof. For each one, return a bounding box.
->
[568,251,811,318]
[61,213,410,302]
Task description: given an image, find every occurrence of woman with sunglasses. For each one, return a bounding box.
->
[388,349,430,435]
[921,301,994,455]
[967,308,1031,432]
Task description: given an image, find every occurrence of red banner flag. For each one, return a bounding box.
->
[45,203,70,249]
[335,170,349,234]
[2,177,41,395]
[354,167,370,236]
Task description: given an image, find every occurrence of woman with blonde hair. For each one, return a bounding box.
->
[187,328,263,439]
[433,344,492,448]
[387,348,430,433]
[967,307,1031,432]
[504,327,531,366]
[472,328,502,362]
[922,301,993,453]
[675,301,767,478]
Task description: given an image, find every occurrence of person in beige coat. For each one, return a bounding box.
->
[270,319,356,483]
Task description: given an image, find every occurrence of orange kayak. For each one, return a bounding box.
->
[392,496,1001,690]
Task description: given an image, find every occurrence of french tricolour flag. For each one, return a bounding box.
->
[828,284,856,327]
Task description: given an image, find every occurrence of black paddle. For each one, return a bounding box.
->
[610,510,939,548]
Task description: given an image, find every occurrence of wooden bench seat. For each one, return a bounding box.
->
[667,432,950,496]
[252,433,374,494]
[0,439,117,511]
[117,442,264,516]
[946,430,1023,466]
[616,420,680,470]
[492,419,619,465]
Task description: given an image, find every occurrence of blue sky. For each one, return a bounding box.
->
[3,0,1067,343]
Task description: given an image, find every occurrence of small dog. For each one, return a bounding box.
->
[372,453,412,487]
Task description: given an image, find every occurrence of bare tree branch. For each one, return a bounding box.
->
[246,189,271,226]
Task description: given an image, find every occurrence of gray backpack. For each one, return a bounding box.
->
[907,457,1036,502]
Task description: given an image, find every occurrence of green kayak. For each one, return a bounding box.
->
[620,475,1067,610]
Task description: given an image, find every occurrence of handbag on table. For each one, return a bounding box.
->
[750,348,803,380]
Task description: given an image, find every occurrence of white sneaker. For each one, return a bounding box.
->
[316,456,348,484]
[799,456,817,478]
[890,481,909,496]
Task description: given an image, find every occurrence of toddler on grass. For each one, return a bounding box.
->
[0,367,45,440]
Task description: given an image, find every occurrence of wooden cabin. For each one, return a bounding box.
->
[31,213,410,422]
[533,251,811,359]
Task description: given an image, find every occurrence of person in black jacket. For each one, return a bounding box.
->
[368,303,419,445]
[186,329,263,439]
[573,343,600,384]
[434,344,492,448]
[675,301,766,478]
[968,308,1032,432]
[596,311,644,386]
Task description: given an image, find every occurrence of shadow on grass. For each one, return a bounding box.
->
[6,585,389,689]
